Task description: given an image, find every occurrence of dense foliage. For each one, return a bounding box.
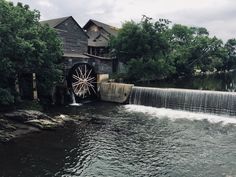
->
[110,16,236,82]
[0,0,63,105]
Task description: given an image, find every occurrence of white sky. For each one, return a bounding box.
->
[9,0,236,42]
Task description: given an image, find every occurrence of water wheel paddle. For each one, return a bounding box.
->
[68,63,97,99]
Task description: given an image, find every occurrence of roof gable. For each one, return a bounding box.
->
[40,16,70,28]
[40,16,89,38]
[83,19,118,36]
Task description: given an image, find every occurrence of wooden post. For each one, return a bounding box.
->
[32,73,38,100]
[15,75,21,101]
[15,76,20,94]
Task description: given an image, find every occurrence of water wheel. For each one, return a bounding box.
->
[68,63,97,99]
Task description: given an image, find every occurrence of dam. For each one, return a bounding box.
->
[129,86,236,116]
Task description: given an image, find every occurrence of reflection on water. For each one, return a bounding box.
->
[0,102,236,177]
[137,71,236,92]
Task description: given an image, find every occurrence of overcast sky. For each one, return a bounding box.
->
[9,0,236,42]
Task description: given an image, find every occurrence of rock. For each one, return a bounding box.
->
[4,110,73,130]
[54,114,73,122]
[0,119,8,129]
[0,130,16,142]
[0,119,16,131]
[4,110,52,122]
[0,111,75,143]
[25,114,73,130]
[26,119,59,130]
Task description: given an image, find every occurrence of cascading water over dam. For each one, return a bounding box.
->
[129,86,236,116]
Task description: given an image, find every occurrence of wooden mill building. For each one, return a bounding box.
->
[83,19,118,58]
[41,16,118,76]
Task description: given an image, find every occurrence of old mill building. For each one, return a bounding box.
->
[40,16,118,76]
[83,19,118,57]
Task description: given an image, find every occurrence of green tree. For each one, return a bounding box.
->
[110,16,170,63]
[0,0,63,105]
[167,24,195,76]
[168,24,224,76]
[193,37,224,73]
[110,20,144,62]
[110,16,173,81]
[221,39,236,71]
[111,17,233,82]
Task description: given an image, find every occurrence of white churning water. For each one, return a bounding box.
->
[69,92,83,106]
[124,104,236,125]
[69,103,82,106]
[129,86,236,116]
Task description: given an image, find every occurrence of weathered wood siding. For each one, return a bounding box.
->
[95,59,113,74]
[56,17,88,54]
[64,57,113,75]
[86,24,109,37]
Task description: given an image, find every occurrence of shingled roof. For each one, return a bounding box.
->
[40,16,70,28]
[40,16,89,38]
[83,19,118,36]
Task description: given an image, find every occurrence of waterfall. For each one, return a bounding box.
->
[70,92,82,106]
[129,87,236,116]
[71,93,76,104]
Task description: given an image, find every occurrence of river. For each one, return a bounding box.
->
[137,70,236,92]
[0,102,236,177]
[1,72,236,177]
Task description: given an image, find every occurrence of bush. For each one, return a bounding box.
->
[0,88,14,106]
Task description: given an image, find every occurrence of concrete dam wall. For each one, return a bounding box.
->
[99,83,134,103]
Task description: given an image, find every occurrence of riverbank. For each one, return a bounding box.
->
[0,109,74,143]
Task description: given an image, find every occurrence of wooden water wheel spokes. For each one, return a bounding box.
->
[71,64,96,98]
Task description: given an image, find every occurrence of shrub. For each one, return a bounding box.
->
[0,88,14,106]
